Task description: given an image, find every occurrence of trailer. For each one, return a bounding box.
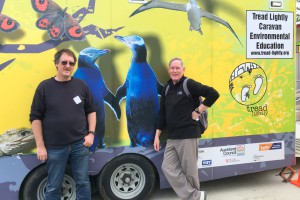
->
[0,0,296,199]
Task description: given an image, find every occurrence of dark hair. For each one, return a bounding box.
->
[168,57,184,68]
[54,49,77,64]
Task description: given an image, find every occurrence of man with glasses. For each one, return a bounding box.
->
[30,49,96,200]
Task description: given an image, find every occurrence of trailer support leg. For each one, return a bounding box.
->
[278,166,296,183]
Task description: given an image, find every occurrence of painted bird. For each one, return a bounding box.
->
[130,0,242,46]
[115,35,163,147]
[74,47,121,151]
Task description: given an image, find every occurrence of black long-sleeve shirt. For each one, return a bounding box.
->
[30,77,96,148]
[156,76,219,139]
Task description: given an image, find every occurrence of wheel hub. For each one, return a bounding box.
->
[120,172,133,185]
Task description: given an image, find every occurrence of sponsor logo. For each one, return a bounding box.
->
[220,147,237,156]
[220,145,246,157]
[259,142,282,151]
[225,158,240,164]
[253,154,264,162]
[236,145,245,156]
[202,160,212,166]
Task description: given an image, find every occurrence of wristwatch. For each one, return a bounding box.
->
[88,131,95,135]
[194,107,201,114]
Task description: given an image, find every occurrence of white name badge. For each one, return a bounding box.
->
[73,96,82,104]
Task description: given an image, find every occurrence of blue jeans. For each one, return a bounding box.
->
[45,139,91,200]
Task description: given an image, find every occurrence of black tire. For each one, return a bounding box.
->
[20,165,76,200]
[98,154,156,200]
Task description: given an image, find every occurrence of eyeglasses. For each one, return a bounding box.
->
[60,61,76,66]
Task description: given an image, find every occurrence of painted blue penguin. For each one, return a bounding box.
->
[115,35,163,147]
[74,47,121,150]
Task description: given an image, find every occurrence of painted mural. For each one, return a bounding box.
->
[0,0,296,199]
[0,0,295,153]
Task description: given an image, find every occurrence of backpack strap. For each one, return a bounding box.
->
[183,78,192,99]
[183,78,203,104]
[164,84,170,97]
[184,78,208,131]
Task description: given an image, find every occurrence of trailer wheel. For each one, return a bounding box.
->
[98,154,156,200]
[21,165,76,200]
